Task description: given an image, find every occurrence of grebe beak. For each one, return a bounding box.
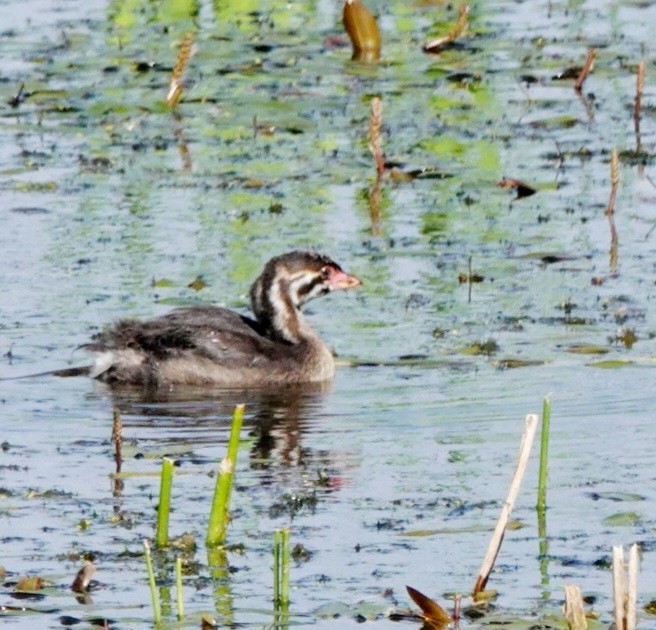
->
[327,269,362,291]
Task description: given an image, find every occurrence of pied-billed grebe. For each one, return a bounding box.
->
[86,251,361,387]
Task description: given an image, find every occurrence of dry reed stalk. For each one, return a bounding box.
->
[627,544,639,630]
[112,407,123,473]
[574,48,596,92]
[606,148,619,272]
[563,585,587,630]
[424,4,469,53]
[369,96,384,178]
[613,545,626,630]
[166,32,195,107]
[634,61,645,150]
[473,413,538,596]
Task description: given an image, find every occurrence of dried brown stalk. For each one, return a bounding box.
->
[343,0,381,63]
[563,585,587,630]
[369,96,384,178]
[605,148,619,272]
[424,4,469,53]
[634,61,646,151]
[574,48,596,92]
[605,148,619,217]
[112,407,123,473]
[166,32,195,107]
[473,414,538,596]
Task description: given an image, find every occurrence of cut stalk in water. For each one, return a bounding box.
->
[613,544,638,630]
[206,404,245,548]
[143,539,161,625]
[175,556,184,621]
[473,413,538,596]
[536,397,551,512]
[563,584,587,630]
[156,458,174,548]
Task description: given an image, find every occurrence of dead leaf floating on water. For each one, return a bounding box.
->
[342,0,381,63]
[406,585,451,628]
[497,178,537,199]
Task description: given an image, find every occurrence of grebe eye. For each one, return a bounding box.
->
[320,266,331,279]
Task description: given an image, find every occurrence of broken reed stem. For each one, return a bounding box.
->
[473,413,538,596]
[369,96,384,179]
[143,539,162,625]
[166,32,194,108]
[206,404,245,548]
[175,556,184,621]
[627,544,639,630]
[613,544,639,630]
[564,584,588,630]
[574,48,596,92]
[155,458,174,548]
[424,4,469,53]
[613,546,625,630]
[536,397,551,512]
[634,61,645,152]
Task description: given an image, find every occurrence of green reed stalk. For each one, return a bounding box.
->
[273,528,290,607]
[206,404,245,548]
[273,529,282,605]
[143,539,161,625]
[156,458,174,548]
[537,397,551,512]
[281,528,290,605]
[175,556,184,620]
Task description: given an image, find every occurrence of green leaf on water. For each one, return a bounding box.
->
[153,278,175,288]
[602,511,641,526]
[566,344,609,355]
[588,359,633,369]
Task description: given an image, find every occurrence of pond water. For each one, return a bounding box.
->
[2,0,656,627]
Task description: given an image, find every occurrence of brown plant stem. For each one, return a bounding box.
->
[634,61,645,152]
[369,96,384,178]
[424,4,469,53]
[606,148,619,273]
[166,32,195,107]
[574,48,596,92]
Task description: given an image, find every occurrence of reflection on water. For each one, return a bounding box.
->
[106,381,330,465]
